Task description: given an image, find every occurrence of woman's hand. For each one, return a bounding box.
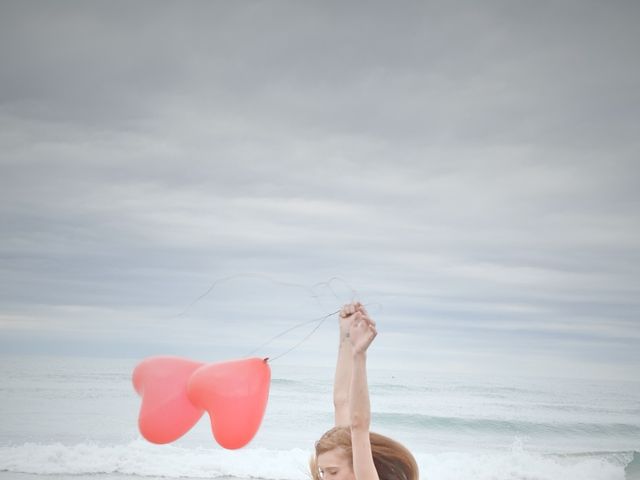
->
[349,305,377,354]
[339,302,361,336]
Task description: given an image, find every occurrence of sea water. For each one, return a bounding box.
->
[0,355,638,480]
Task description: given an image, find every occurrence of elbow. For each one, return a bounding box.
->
[350,412,370,431]
[334,396,349,410]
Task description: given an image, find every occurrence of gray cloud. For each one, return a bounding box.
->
[1,1,639,380]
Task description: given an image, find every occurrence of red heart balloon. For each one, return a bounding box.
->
[187,357,271,449]
[132,356,205,444]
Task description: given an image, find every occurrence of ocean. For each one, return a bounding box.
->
[0,355,638,480]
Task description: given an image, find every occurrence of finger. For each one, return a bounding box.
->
[369,325,378,339]
[358,306,375,324]
[353,315,366,328]
[360,313,376,327]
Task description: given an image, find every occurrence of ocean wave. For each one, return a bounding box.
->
[374,412,640,437]
[0,440,637,480]
[0,440,311,479]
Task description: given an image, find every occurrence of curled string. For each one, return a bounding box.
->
[175,273,378,361]
[311,276,359,304]
[172,272,327,318]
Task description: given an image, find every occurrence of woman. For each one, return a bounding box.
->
[310,302,419,480]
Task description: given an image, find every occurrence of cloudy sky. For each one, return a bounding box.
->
[1,1,638,381]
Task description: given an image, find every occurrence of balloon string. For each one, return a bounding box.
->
[173,273,370,361]
[173,273,358,318]
[253,302,378,362]
[245,309,340,360]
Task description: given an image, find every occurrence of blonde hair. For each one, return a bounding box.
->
[310,426,419,480]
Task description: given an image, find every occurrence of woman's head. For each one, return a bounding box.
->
[310,427,419,480]
[311,427,355,480]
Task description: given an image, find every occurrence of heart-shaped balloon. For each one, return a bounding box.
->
[132,356,205,444]
[187,357,271,449]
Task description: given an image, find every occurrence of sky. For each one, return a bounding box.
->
[0,1,639,381]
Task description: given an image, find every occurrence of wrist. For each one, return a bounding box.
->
[352,350,367,360]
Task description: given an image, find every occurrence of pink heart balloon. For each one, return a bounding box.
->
[187,357,271,449]
[132,356,205,444]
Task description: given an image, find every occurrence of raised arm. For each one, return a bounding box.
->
[334,302,359,426]
[349,306,380,480]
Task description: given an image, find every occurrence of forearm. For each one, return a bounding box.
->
[349,351,371,431]
[333,328,352,426]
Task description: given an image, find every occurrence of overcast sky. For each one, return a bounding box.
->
[1,1,639,381]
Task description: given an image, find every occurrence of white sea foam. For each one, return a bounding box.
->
[0,440,309,479]
[0,440,634,480]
